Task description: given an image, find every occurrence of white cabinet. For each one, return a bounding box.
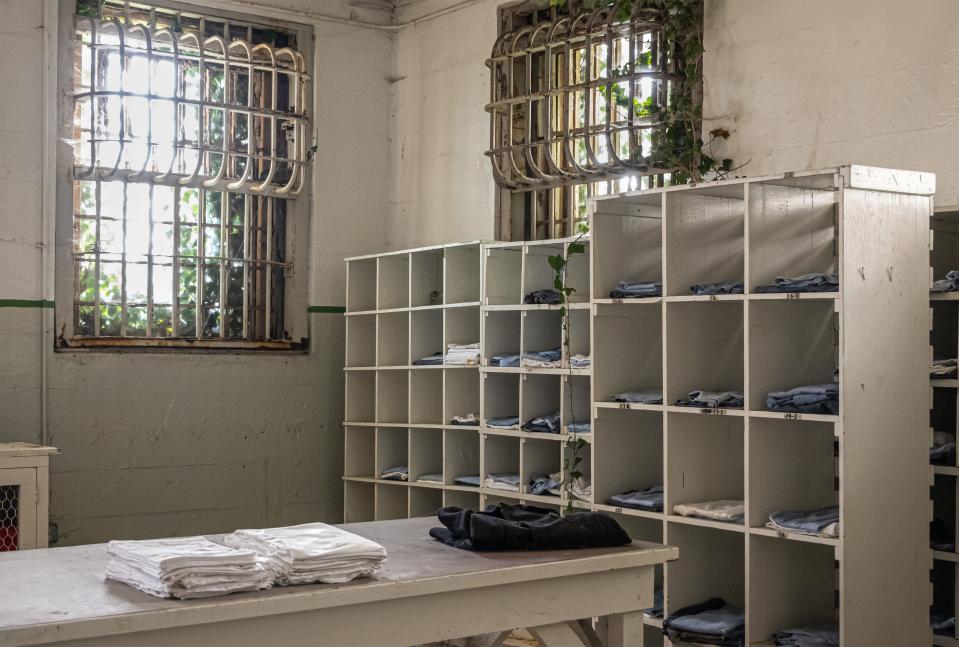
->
[0,443,57,550]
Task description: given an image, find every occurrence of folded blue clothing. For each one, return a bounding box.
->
[453,475,481,487]
[755,272,838,294]
[417,473,444,483]
[611,389,663,405]
[690,281,744,296]
[524,289,561,305]
[522,412,560,433]
[772,624,838,646]
[609,485,664,512]
[676,390,744,409]
[566,421,591,434]
[522,348,561,365]
[529,473,562,496]
[766,383,839,415]
[932,270,959,293]
[932,606,956,636]
[610,280,662,298]
[412,353,444,365]
[490,353,521,367]
[486,415,520,428]
[663,597,745,647]
[932,441,956,465]
[768,506,838,536]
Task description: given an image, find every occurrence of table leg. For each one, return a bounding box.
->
[604,611,644,647]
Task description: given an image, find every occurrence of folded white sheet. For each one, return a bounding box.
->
[673,500,745,522]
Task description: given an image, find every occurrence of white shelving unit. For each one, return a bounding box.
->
[589,166,933,645]
[930,209,959,647]
[343,242,484,522]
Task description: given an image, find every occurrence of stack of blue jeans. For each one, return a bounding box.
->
[486,416,520,429]
[663,598,745,646]
[609,280,661,298]
[755,272,838,293]
[676,390,744,409]
[611,390,663,405]
[771,624,838,646]
[608,485,663,512]
[932,270,959,293]
[690,281,743,295]
[766,384,838,414]
[566,421,591,433]
[522,412,560,433]
[767,506,839,537]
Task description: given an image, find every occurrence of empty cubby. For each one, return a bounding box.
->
[933,474,957,554]
[665,521,745,612]
[445,429,480,486]
[484,244,523,305]
[666,413,744,516]
[410,249,444,308]
[483,310,521,361]
[345,371,375,422]
[932,301,958,366]
[748,418,837,528]
[665,301,744,406]
[445,244,481,305]
[376,371,409,424]
[483,434,520,484]
[932,211,959,286]
[444,489,480,509]
[377,253,410,310]
[409,427,443,483]
[410,370,443,425]
[375,427,409,479]
[522,439,562,496]
[593,305,662,401]
[377,312,409,367]
[594,408,663,509]
[932,388,957,450]
[664,184,745,298]
[445,304,480,348]
[444,368,480,424]
[345,314,376,367]
[482,373,520,421]
[410,309,443,365]
[344,426,375,478]
[932,560,957,640]
[409,486,444,518]
[347,258,376,312]
[591,192,663,301]
[375,483,408,521]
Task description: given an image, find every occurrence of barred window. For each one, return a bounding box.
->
[487,1,698,240]
[65,0,310,346]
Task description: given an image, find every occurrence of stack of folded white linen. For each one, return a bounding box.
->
[444,342,481,365]
[105,536,273,599]
[224,522,387,585]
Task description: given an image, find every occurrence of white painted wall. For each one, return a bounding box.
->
[0,0,393,545]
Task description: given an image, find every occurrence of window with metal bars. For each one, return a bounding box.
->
[488,1,697,240]
[62,0,310,347]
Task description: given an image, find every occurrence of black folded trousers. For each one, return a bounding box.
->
[429,503,632,551]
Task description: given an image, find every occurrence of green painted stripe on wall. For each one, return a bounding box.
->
[307,305,346,314]
[0,299,55,309]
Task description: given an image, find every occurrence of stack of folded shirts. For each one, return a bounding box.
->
[522,411,560,433]
[609,280,661,298]
[412,352,443,366]
[932,270,959,293]
[522,348,561,367]
[570,354,591,368]
[485,473,521,491]
[445,342,480,365]
[767,505,839,538]
[771,624,838,646]
[932,358,958,377]
[676,390,743,409]
[450,413,478,426]
[566,420,591,434]
[931,431,956,465]
[663,597,745,646]
[529,473,562,496]
[380,466,408,481]
[690,281,743,296]
[524,289,561,305]
[489,352,520,367]
[755,272,838,293]
[224,523,387,585]
[611,389,663,405]
[105,536,273,599]
[568,475,591,501]
[673,500,744,523]
[486,415,520,429]
[766,384,838,414]
[608,485,663,512]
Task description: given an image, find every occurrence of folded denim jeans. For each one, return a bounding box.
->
[690,281,744,296]
[676,390,744,409]
[522,412,560,434]
[611,389,663,405]
[771,624,838,647]
[566,421,592,434]
[529,473,562,496]
[766,383,839,414]
[767,506,839,537]
[609,485,664,512]
[521,348,561,368]
[569,354,591,368]
[412,353,444,366]
[486,415,520,429]
[523,289,561,305]
[932,270,959,293]
[754,272,838,294]
[664,598,745,647]
[609,280,662,298]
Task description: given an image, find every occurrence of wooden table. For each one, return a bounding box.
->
[0,517,676,647]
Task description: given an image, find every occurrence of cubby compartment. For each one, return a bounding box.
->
[376,371,409,424]
[375,427,409,480]
[347,258,377,312]
[522,439,562,496]
[565,240,591,303]
[445,244,481,305]
[410,370,443,424]
[376,312,409,367]
[345,371,375,422]
[933,474,957,553]
[344,481,374,522]
[748,300,838,412]
[409,428,443,482]
[410,249,444,308]
[562,374,591,431]
[665,521,745,612]
[409,487,444,518]
[482,373,520,422]
[484,244,523,305]
[567,308,591,363]
[664,185,745,297]
[483,434,520,488]
[748,534,838,643]
[593,305,662,402]
[344,426,375,478]
[522,310,561,356]
[375,483,409,521]
[563,440,592,502]
[932,560,957,640]
[932,301,958,367]
[666,414,744,518]
[933,388,957,450]
[520,373,561,430]
[377,253,410,310]
[444,489,480,509]
[594,409,663,509]
[665,301,744,406]
[345,314,376,367]
[445,429,480,485]
[748,418,837,529]
[445,368,480,424]
[590,193,663,301]
[747,180,838,292]
[483,310,521,362]
[609,511,664,544]
[410,309,443,365]
[523,241,565,301]
[932,211,959,288]
[445,305,480,348]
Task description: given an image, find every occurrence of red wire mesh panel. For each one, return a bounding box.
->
[0,485,19,551]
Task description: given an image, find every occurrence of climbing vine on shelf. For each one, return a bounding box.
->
[548,221,590,512]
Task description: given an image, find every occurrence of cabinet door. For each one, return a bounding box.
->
[0,468,38,550]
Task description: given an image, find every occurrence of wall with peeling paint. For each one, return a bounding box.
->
[0,0,393,545]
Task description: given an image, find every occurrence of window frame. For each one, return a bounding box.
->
[54,0,313,352]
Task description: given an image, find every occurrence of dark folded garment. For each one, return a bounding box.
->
[609,280,661,299]
[412,352,444,365]
[690,281,744,296]
[772,624,838,646]
[754,272,838,294]
[523,289,561,305]
[766,384,838,415]
[932,605,956,636]
[522,411,560,433]
[663,597,745,647]
[429,503,631,551]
